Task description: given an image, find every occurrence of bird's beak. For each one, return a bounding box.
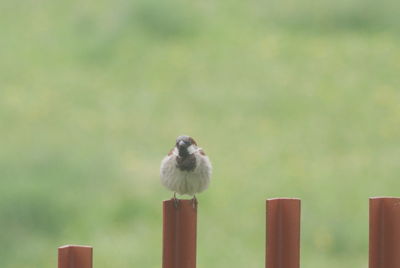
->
[178,140,186,147]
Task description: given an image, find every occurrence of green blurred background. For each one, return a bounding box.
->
[1,0,400,267]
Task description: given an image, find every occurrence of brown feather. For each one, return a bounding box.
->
[188,137,197,146]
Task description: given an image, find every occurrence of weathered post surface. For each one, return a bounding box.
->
[266,198,301,268]
[163,199,197,268]
[369,197,400,268]
[58,245,93,268]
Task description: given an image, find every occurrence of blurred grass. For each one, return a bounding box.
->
[1,0,400,267]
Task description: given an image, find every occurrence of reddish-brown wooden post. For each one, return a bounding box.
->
[266,198,301,268]
[369,197,400,268]
[162,199,197,268]
[58,245,93,268]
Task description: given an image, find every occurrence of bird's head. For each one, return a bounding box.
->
[176,135,197,156]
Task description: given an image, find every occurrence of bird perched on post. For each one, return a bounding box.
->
[160,135,212,207]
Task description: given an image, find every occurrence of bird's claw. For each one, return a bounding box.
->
[173,198,179,208]
[172,193,179,209]
[191,196,198,208]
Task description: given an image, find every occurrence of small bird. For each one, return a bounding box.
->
[160,135,212,207]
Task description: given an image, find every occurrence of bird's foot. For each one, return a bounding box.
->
[191,195,198,208]
[172,193,179,209]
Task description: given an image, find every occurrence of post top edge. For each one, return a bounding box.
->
[163,199,194,203]
[267,197,301,201]
[58,245,93,249]
[370,196,400,200]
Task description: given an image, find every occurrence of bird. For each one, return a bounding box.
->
[160,135,212,207]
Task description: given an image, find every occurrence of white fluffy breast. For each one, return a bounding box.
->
[160,150,212,196]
